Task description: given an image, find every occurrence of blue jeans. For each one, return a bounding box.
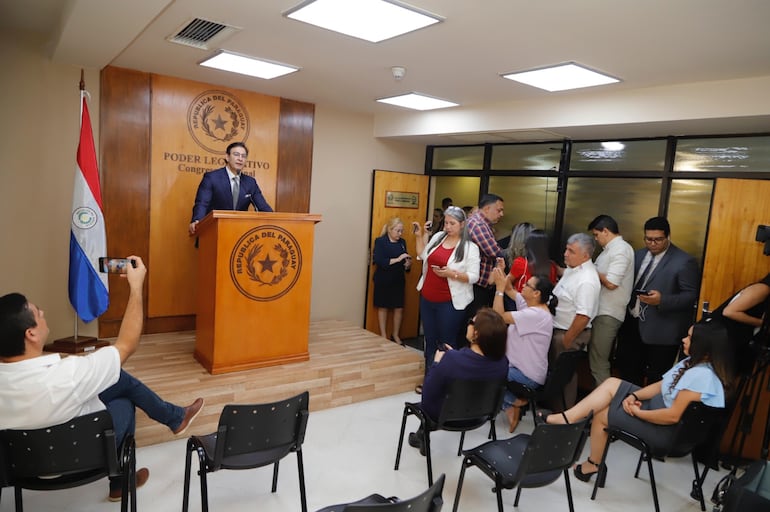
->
[99,370,185,449]
[503,366,541,409]
[99,370,185,490]
[420,296,466,374]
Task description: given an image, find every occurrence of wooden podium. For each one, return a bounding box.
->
[194,211,321,374]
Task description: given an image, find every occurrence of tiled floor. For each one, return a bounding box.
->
[1,392,728,511]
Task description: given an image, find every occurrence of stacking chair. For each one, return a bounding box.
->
[506,349,586,419]
[590,401,723,512]
[394,378,506,485]
[315,474,445,512]
[452,414,591,512]
[0,410,137,512]
[182,391,310,512]
[0,440,9,506]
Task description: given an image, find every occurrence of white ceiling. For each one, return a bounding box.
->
[3,0,770,144]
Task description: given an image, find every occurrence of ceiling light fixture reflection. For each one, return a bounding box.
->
[502,62,620,92]
[284,0,442,43]
[376,93,458,111]
[601,142,625,151]
[200,51,299,79]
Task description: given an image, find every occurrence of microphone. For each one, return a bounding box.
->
[244,193,259,211]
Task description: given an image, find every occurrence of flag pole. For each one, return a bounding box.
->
[47,70,109,354]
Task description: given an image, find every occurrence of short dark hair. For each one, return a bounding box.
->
[441,197,453,209]
[588,214,619,234]
[644,216,670,236]
[478,194,504,208]
[471,307,507,361]
[226,142,248,156]
[0,293,35,358]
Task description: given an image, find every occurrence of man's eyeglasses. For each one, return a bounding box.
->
[230,152,248,159]
[644,236,667,244]
[522,282,536,291]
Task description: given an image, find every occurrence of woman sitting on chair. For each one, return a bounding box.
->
[540,318,733,482]
[409,307,508,451]
[491,264,557,433]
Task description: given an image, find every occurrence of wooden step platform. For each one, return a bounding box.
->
[120,320,424,446]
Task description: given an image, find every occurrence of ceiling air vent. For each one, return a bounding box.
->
[167,18,241,50]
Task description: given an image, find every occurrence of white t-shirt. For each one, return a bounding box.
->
[0,346,121,430]
[553,260,600,330]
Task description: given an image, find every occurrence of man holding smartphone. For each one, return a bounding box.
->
[0,256,204,501]
[616,217,699,386]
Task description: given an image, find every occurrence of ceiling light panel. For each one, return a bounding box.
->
[502,62,620,92]
[199,51,299,79]
[376,93,458,111]
[285,0,442,43]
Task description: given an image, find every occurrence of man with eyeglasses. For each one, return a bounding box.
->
[189,141,273,236]
[616,216,699,386]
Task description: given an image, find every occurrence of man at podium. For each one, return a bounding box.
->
[188,141,272,235]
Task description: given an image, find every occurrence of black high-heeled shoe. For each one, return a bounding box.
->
[534,409,569,426]
[573,458,602,482]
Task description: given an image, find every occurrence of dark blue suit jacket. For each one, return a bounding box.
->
[633,243,699,346]
[191,167,273,222]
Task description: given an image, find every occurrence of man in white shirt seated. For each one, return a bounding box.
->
[0,256,204,502]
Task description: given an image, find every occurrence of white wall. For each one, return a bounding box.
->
[0,31,425,340]
[0,31,101,338]
[309,105,424,324]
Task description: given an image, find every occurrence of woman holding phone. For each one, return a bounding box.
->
[412,206,480,393]
[372,217,412,345]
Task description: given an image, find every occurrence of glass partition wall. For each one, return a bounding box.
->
[427,134,770,267]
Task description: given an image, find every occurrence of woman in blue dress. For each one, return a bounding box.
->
[541,318,734,482]
[372,217,411,344]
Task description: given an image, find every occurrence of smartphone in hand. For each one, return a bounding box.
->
[634,289,650,295]
[98,257,136,274]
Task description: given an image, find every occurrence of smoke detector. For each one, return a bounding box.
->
[391,66,406,80]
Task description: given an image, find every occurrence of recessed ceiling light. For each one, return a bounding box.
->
[285,0,442,43]
[376,93,458,111]
[502,62,620,92]
[200,51,299,79]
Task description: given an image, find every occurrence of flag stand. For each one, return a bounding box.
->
[45,313,109,354]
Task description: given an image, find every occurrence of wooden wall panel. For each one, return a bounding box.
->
[147,76,280,319]
[99,67,151,337]
[276,99,314,213]
[98,67,315,337]
[701,178,770,461]
[699,178,770,313]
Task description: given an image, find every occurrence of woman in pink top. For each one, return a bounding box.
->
[492,264,558,432]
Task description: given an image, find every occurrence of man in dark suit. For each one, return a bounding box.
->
[616,216,699,385]
[188,142,272,235]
